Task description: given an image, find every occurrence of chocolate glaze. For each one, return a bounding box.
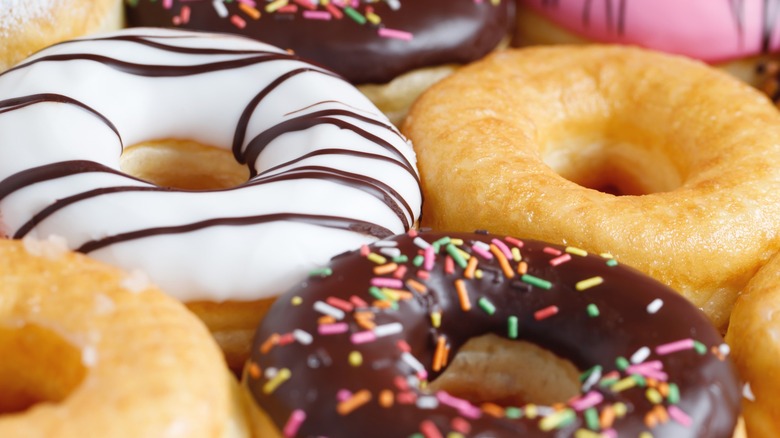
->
[124,0,513,84]
[0,32,419,253]
[246,231,741,437]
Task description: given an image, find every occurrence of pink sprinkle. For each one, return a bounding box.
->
[351,330,377,344]
[534,305,559,320]
[318,322,348,335]
[602,429,618,438]
[393,264,408,279]
[397,339,411,353]
[424,246,435,271]
[550,253,572,266]
[420,420,443,438]
[444,256,455,274]
[626,361,669,381]
[504,236,524,248]
[397,391,417,404]
[326,296,354,312]
[656,338,695,355]
[230,14,247,29]
[294,0,317,10]
[350,295,369,308]
[451,417,472,434]
[569,391,603,411]
[436,392,481,419]
[543,246,562,256]
[491,238,513,260]
[278,4,298,13]
[394,375,409,391]
[371,277,403,289]
[360,244,370,256]
[278,332,295,346]
[378,28,414,41]
[180,5,191,23]
[471,243,493,260]
[417,270,430,280]
[336,389,352,402]
[163,0,173,8]
[237,0,256,5]
[282,409,306,437]
[668,405,693,427]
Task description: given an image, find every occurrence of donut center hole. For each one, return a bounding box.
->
[427,334,581,407]
[543,132,683,196]
[0,323,87,414]
[120,139,250,190]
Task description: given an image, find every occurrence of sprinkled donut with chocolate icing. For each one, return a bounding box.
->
[124,0,513,123]
[0,27,421,367]
[244,231,741,437]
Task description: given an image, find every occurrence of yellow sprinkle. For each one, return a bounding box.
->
[451,238,464,246]
[575,276,604,291]
[265,0,288,12]
[430,311,442,328]
[291,296,302,305]
[367,252,387,264]
[646,387,663,404]
[263,368,291,394]
[610,376,637,392]
[600,252,614,259]
[475,269,483,279]
[366,11,381,24]
[525,404,538,419]
[613,402,628,418]
[381,288,413,301]
[639,433,654,438]
[349,351,363,367]
[565,246,588,257]
[337,389,372,415]
[511,247,522,262]
[456,247,471,261]
[574,430,601,438]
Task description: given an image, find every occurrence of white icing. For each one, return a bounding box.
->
[0,28,422,302]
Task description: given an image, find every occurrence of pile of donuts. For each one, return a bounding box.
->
[1,0,779,437]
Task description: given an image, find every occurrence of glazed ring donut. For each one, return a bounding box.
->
[402,45,780,330]
[0,27,421,370]
[1,0,124,71]
[123,0,513,124]
[726,250,780,437]
[243,231,741,437]
[0,236,248,437]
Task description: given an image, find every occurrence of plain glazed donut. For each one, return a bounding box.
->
[402,45,780,330]
[514,0,780,87]
[243,231,741,437]
[123,0,514,124]
[1,0,124,72]
[726,250,780,437]
[0,27,422,370]
[0,236,248,437]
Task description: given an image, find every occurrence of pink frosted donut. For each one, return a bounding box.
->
[518,0,780,63]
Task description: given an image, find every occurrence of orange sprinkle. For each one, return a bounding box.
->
[317,315,336,325]
[373,300,394,309]
[490,244,515,278]
[464,255,479,279]
[432,335,447,372]
[517,261,528,275]
[379,389,394,408]
[442,343,451,368]
[238,3,261,19]
[247,361,261,379]
[406,278,428,294]
[337,389,372,415]
[653,404,669,423]
[644,411,659,428]
[455,279,471,311]
[657,382,670,397]
[355,316,376,331]
[373,262,398,275]
[481,402,504,418]
[260,333,280,354]
[600,405,616,429]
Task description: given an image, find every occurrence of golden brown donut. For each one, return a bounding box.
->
[0,236,249,437]
[0,0,124,71]
[726,251,780,438]
[402,45,780,330]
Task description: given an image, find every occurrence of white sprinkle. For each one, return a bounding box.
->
[630,346,651,364]
[401,352,426,375]
[581,367,602,392]
[413,236,431,249]
[265,367,278,379]
[293,329,313,345]
[385,0,401,10]
[416,395,439,409]
[535,405,556,417]
[647,298,664,314]
[82,346,98,367]
[313,300,345,320]
[374,240,398,248]
[743,382,755,401]
[121,269,151,293]
[212,0,229,17]
[373,322,403,338]
[718,343,731,357]
[379,247,402,258]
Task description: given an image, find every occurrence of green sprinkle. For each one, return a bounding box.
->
[343,6,367,24]
[434,236,452,247]
[668,383,680,404]
[520,274,552,290]
[409,434,424,438]
[599,376,619,388]
[615,356,629,371]
[508,315,519,339]
[446,243,468,269]
[309,267,332,277]
[631,373,647,387]
[694,340,707,355]
[586,303,600,317]
[412,254,424,267]
[369,286,389,301]
[392,255,409,264]
[606,258,619,267]
[584,407,599,430]
[478,297,496,315]
[504,406,522,419]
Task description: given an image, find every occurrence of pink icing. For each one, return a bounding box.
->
[521,0,780,62]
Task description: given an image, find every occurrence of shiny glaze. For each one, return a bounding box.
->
[246,231,740,437]
[124,0,513,84]
[0,28,422,302]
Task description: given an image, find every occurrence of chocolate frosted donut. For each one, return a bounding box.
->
[244,231,741,437]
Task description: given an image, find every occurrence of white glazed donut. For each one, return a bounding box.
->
[0,27,422,367]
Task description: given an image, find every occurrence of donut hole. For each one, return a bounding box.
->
[543,130,683,196]
[0,323,87,414]
[120,139,250,190]
[427,334,581,407]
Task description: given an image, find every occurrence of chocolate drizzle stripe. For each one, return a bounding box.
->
[76,213,394,254]
[256,148,413,179]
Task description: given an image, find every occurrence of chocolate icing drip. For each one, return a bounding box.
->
[246,232,741,437]
[124,0,513,84]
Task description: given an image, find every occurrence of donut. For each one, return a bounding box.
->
[0,236,249,436]
[726,250,780,437]
[123,0,514,124]
[1,0,124,72]
[242,231,742,437]
[0,27,422,370]
[514,0,780,89]
[402,45,780,330]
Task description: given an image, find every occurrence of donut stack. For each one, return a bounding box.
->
[0,1,779,437]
